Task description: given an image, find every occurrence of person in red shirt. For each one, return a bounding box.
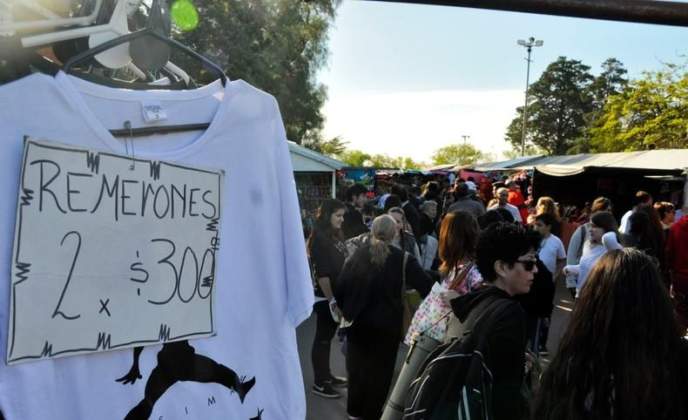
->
[506,181,528,224]
[666,209,688,334]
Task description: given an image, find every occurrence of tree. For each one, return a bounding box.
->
[304,136,348,156]
[337,149,424,169]
[589,65,688,152]
[338,150,371,167]
[177,1,340,144]
[506,56,594,155]
[589,58,628,112]
[503,145,544,160]
[431,144,485,166]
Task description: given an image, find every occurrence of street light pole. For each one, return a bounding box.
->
[517,37,543,156]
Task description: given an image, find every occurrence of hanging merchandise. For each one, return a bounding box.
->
[0,2,314,419]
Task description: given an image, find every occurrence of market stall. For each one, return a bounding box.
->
[288,140,345,217]
[479,150,688,216]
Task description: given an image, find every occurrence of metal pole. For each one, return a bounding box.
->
[521,45,532,157]
[371,0,688,28]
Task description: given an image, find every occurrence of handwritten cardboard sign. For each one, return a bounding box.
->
[7,139,223,364]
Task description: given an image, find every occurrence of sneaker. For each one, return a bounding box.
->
[312,383,341,399]
[327,375,348,388]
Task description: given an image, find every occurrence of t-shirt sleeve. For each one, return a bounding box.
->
[272,102,314,327]
[556,237,566,259]
[309,234,334,279]
[567,225,583,265]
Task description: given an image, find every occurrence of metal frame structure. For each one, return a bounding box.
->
[373,0,688,27]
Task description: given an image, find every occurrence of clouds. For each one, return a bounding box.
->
[322,89,523,163]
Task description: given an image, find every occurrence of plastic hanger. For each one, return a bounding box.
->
[19,0,190,85]
[0,0,103,34]
[63,0,227,137]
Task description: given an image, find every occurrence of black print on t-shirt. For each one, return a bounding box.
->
[116,341,258,419]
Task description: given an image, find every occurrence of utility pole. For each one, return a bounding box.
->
[517,37,543,156]
[461,134,470,146]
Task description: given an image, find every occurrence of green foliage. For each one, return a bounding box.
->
[176,0,340,144]
[431,143,485,166]
[503,145,544,160]
[589,58,628,113]
[338,149,371,167]
[589,65,688,152]
[337,149,424,170]
[506,56,594,155]
[304,135,348,156]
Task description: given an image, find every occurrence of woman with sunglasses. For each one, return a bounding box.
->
[564,211,622,297]
[445,222,540,420]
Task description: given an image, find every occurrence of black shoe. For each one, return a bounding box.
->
[237,376,256,403]
[312,383,341,399]
[327,375,348,388]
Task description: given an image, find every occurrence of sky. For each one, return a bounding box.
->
[317,1,688,163]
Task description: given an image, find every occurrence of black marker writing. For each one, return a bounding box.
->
[52,231,82,320]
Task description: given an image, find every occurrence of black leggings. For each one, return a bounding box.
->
[311,301,338,385]
[346,330,399,420]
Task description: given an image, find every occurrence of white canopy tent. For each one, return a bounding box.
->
[478,149,688,209]
[288,141,345,199]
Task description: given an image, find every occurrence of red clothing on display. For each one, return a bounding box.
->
[666,215,688,332]
[667,215,688,292]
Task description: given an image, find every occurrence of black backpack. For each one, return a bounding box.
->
[403,297,512,420]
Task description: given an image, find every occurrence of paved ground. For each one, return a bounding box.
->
[296,282,574,419]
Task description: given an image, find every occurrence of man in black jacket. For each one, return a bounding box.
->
[342,184,369,239]
[448,222,539,420]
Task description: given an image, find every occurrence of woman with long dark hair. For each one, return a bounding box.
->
[337,215,433,420]
[533,249,688,420]
[307,199,348,399]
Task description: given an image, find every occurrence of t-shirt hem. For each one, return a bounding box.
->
[288,304,314,327]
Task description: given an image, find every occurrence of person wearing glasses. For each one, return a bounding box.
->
[444,222,540,420]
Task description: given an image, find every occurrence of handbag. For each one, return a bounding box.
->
[403,263,474,345]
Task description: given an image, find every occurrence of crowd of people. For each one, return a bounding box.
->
[306,175,688,420]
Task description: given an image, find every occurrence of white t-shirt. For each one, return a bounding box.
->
[0,73,313,419]
[487,202,522,223]
[538,234,566,276]
[573,244,606,295]
[619,209,633,234]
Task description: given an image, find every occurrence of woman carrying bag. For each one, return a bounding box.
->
[405,210,483,345]
[337,215,433,420]
[381,211,483,420]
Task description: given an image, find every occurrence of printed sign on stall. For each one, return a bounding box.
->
[7,139,223,364]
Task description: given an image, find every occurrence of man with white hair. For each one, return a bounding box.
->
[488,187,522,223]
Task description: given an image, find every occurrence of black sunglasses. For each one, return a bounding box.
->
[516,259,537,271]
